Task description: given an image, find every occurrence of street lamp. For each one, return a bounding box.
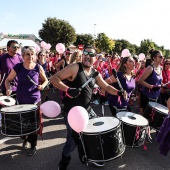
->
[94,24,96,48]
[94,24,96,38]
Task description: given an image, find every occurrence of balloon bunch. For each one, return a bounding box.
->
[39,41,52,51]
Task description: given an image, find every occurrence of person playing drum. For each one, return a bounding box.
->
[50,46,127,170]
[138,49,163,114]
[5,46,48,156]
[103,56,136,117]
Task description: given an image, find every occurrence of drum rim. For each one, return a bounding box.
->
[1,104,38,113]
[82,116,120,134]
[82,122,121,135]
[148,102,168,115]
[116,112,149,126]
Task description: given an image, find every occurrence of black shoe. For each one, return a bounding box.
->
[58,155,71,170]
[28,147,36,156]
[22,139,28,149]
[90,161,105,167]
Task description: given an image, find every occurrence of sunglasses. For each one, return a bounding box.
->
[12,45,20,49]
[166,63,170,65]
[40,54,45,56]
[83,51,95,57]
[157,55,163,59]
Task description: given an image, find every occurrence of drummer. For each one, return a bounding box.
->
[138,49,163,114]
[50,46,127,169]
[5,46,48,156]
[103,56,136,117]
[0,40,23,97]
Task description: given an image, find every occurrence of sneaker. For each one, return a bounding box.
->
[93,100,99,105]
[90,161,105,167]
[104,101,109,105]
[22,139,28,149]
[28,147,36,156]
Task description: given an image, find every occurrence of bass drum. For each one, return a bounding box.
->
[143,102,168,130]
[116,112,148,147]
[82,117,125,162]
[1,104,39,137]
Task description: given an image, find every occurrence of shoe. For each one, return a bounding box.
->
[90,161,105,167]
[104,101,109,105]
[58,155,71,170]
[28,147,36,156]
[93,100,99,105]
[22,139,28,149]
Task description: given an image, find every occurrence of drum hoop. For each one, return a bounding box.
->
[1,107,38,114]
[120,120,148,128]
[148,103,168,115]
[82,122,121,135]
[1,127,40,137]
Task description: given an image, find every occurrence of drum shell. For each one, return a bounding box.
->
[1,107,40,137]
[82,121,125,162]
[143,103,167,130]
[121,122,147,147]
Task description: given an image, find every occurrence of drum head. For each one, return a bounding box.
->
[1,104,37,113]
[116,112,148,126]
[0,96,15,106]
[83,117,120,133]
[148,102,168,115]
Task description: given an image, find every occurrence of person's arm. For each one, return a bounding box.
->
[96,73,125,97]
[5,69,17,96]
[50,63,80,98]
[55,59,64,69]
[38,65,48,90]
[138,66,153,89]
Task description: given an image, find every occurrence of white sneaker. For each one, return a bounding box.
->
[93,100,99,105]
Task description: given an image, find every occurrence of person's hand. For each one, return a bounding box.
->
[37,85,44,91]
[6,89,12,96]
[66,88,80,98]
[151,85,161,91]
[117,90,128,100]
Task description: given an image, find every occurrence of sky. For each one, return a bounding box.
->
[1,0,170,49]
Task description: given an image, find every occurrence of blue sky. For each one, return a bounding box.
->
[1,0,170,49]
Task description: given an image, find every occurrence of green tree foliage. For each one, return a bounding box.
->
[113,39,137,55]
[39,17,76,49]
[95,33,115,53]
[73,34,94,47]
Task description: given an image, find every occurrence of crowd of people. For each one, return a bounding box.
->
[0,40,170,170]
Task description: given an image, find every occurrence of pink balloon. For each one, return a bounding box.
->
[40,101,61,118]
[56,43,65,54]
[44,43,51,50]
[35,45,40,52]
[68,106,89,133]
[40,41,46,48]
[121,49,131,58]
[139,53,145,61]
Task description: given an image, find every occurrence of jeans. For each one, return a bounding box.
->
[62,108,97,157]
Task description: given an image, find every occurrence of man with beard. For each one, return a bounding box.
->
[50,46,127,170]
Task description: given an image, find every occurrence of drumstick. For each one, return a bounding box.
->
[0,73,6,86]
[112,69,124,91]
[26,75,39,86]
[102,105,104,117]
[78,72,99,92]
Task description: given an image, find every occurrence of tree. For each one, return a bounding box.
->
[39,17,76,49]
[73,34,94,47]
[95,33,115,53]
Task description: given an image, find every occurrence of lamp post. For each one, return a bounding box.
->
[94,24,96,48]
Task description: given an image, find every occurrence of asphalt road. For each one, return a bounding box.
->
[0,89,170,170]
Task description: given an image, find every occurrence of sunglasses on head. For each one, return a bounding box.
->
[83,51,95,57]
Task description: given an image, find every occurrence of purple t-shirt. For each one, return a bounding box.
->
[108,72,135,108]
[13,63,41,104]
[0,53,23,92]
[142,67,162,99]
